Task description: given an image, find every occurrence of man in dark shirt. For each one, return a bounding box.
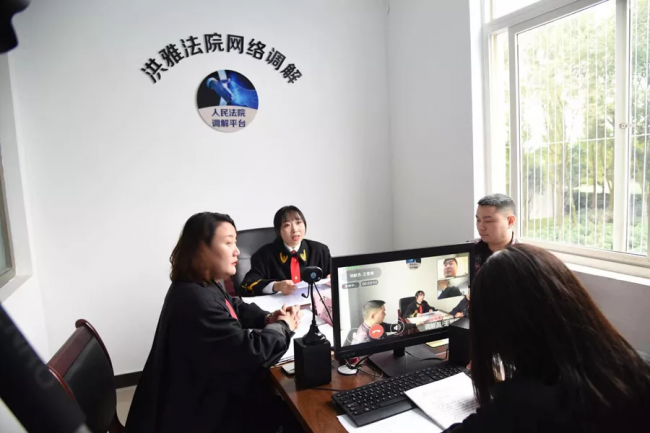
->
[474,194,520,274]
[438,279,462,299]
[451,293,469,317]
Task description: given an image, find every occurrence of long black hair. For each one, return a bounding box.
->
[470,244,650,427]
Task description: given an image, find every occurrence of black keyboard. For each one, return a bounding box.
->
[332,364,464,426]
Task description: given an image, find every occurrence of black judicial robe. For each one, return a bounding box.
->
[240,238,331,296]
[124,281,293,433]
[404,300,436,318]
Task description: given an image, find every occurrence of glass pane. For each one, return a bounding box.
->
[492,0,542,21]
[628,0,650,255]
[517,2,616,249]
[490,32,510,194]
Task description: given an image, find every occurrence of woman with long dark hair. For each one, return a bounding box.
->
[445,244,650,432]
[126,212,301,433]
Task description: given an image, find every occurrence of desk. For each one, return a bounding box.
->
[271,344,448,433]
[405,312,456,332]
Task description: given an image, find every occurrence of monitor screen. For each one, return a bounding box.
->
[331,243,474,359]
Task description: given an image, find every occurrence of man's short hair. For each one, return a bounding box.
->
[414,290,425,298]
[443,258,458,266]
[478,193,516,216]
[273,205,307,238]
[362,300,385,319]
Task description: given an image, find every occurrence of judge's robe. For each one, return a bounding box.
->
[125,280,293,433]
[240,238,331,296]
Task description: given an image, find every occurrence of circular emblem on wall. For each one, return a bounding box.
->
[196,70,259,133]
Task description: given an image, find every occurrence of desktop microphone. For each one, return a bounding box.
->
[299,266,326,345]
[294,266,332,388]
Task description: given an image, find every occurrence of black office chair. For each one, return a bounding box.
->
[47,319,124,433]
[232,227,276,296]
[399,296,415,320]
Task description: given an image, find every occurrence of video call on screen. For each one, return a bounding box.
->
[336,253,470,347]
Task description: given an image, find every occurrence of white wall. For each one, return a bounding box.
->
[387,0,477,249]
[573,268,650,353]
[8,0,393,375]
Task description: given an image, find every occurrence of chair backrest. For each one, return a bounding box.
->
[232,227,276,295]
[342,328,356,347]
[48,319,124,433]
[399,296,415,319]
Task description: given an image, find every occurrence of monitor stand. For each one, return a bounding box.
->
[368,344,446,377]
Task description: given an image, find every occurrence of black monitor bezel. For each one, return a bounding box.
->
[331,242,475,360]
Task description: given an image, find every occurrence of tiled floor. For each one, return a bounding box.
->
[116,386,136,425]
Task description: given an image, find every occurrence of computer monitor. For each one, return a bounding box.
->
[331,242,474,374]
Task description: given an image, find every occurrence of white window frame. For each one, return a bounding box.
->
[0,157,15,289]
[482,0,650,278]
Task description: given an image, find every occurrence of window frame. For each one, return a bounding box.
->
[482,0,650,277]
[0,154,16,289]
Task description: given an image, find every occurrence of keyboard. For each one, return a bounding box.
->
[332,364,464,426]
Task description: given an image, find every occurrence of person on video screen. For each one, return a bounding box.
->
[438,279,462,299]
[404,290,436,318]
[351,300,386,344]
[351,301,412,344]
[443,257,460,278]
[451,292,470,318]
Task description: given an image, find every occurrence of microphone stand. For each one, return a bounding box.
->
[301,281,327,345]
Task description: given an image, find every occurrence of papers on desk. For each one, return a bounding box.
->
[405,372,478,429]
[277,310,334,365]
[241,284,331,312]
[337,409,442,433]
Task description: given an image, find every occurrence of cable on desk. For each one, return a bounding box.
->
[358,364,383,382]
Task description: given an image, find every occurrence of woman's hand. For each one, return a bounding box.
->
[269,304,288,324]
[277,304,302,331]
[273,280,297,295]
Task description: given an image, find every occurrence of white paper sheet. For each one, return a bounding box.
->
[241,285,331,312]
[337,408,441,433]
[405,373,478,429]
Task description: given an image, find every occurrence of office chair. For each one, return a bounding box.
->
[232,227,276,296]
[399,296,415,320]
[47,319,124,433]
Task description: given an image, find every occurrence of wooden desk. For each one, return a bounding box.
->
[270,344,448,433]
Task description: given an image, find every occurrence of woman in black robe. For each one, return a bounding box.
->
[125,212,301,433]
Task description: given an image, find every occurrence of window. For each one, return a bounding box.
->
[485,0,650,268]
[0,155,14,289]
[490,0,543,20]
